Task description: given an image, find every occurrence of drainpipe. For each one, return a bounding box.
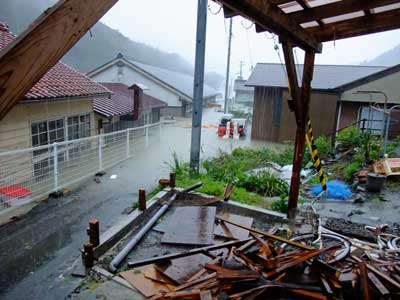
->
[108,182,202,273]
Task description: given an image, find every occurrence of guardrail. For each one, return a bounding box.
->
[0,122,161,212]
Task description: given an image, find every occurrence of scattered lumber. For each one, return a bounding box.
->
[118,207,400,299]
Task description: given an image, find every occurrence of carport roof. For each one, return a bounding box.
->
[246,63,387,90]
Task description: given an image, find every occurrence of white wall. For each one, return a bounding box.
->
[91,64,182,107]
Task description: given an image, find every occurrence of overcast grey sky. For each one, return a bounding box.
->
[101,0,400,79]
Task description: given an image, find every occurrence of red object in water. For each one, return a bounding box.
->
[0,185,32,198]
[218,125,226,137]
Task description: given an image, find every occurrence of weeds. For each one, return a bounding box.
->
[336,126,362,150]
[237,172,289,197]
[162,147,295,211]
[270,195,289,214]
[344,162,362,182]
[304,135,334,162]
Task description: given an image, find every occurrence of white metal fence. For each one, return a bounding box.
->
[0,122,161,212]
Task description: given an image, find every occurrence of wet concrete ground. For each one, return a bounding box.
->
[0,109,273,300]
[314,184,400,229]
[2,108,398,299]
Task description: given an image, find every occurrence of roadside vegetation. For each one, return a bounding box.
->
[146,126,400,213]
[166,149,292,210]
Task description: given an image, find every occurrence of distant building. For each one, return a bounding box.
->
[233,78,254,107]
[0,22,110,185]
[93,82,167,133]
[0,22,110,152]
[247,63,400,142]
[87,54,220,117]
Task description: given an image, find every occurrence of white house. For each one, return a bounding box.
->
[87,53,220,117]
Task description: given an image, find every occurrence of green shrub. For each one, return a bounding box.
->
[202,147,293,183]
[270,195,288,213]
[336,126,361,150]
[237,172,289,197]
[304,135,333,163]
[315,135,334,159]
[344,162,361,182]
[387,136,400,158]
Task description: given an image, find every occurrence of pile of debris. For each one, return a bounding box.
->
[117,213,400,299]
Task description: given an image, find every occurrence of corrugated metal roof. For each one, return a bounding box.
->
[128,59,220,100]
[93,82,167,118]
[246,63,387,90]
[0,22,109,101]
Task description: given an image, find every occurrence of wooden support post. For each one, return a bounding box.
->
[138,188,146,211]
[169,172,176,188]
[83,243,94,268]
[282,41,316,220]
[359,261,370,300]
[88,219,100,247]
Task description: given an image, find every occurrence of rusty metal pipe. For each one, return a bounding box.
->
[108,182,202,272]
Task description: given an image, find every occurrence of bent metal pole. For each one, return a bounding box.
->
[108,182,202,272]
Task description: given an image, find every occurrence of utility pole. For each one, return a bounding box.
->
[189,0,208,172]
[239,61,244,80]
[224,18,233,114]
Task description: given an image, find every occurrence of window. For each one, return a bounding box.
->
[31,121,49,147]
[67,113,91,140]
[31,119,64,178]
[31,113,91,177]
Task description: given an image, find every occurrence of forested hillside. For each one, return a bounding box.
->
[0,0,224,89]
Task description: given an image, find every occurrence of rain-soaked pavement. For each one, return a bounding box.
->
[0,109,273,300]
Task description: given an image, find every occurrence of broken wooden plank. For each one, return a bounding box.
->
[155,254,211,284]
[367,272,390,296]
[161,207,216,246]
[359,261,371,300]
[263,244,340,278]
[214,213,253,240]
[128,238,252,268]
[119,265,175,298]
[351,255,400,289]
[173,273,217,292]
[216,216,314,250]
[200,290,213,300]
[205,263,259,279]
[187,257,222,282]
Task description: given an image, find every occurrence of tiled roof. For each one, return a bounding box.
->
[246,63,387,90]
[93,82,167,118]
[0,22,110,101]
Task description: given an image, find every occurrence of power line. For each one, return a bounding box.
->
[208,4,222,15]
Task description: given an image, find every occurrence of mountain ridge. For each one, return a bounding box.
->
[0,0,224,90]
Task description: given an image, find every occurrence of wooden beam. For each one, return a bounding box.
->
[0,0,119,120]
[307,8,400,42]
[217,0,322,52]
[223,6,239,18]
[289,50,315,220]
[296,0,324,26]
[290,0,400,24]
[269,0,294,5]
[281,41,301,120]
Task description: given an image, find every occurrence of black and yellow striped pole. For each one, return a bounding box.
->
[306,118,327,191]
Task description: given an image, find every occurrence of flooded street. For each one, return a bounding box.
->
[0,108,274,300]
